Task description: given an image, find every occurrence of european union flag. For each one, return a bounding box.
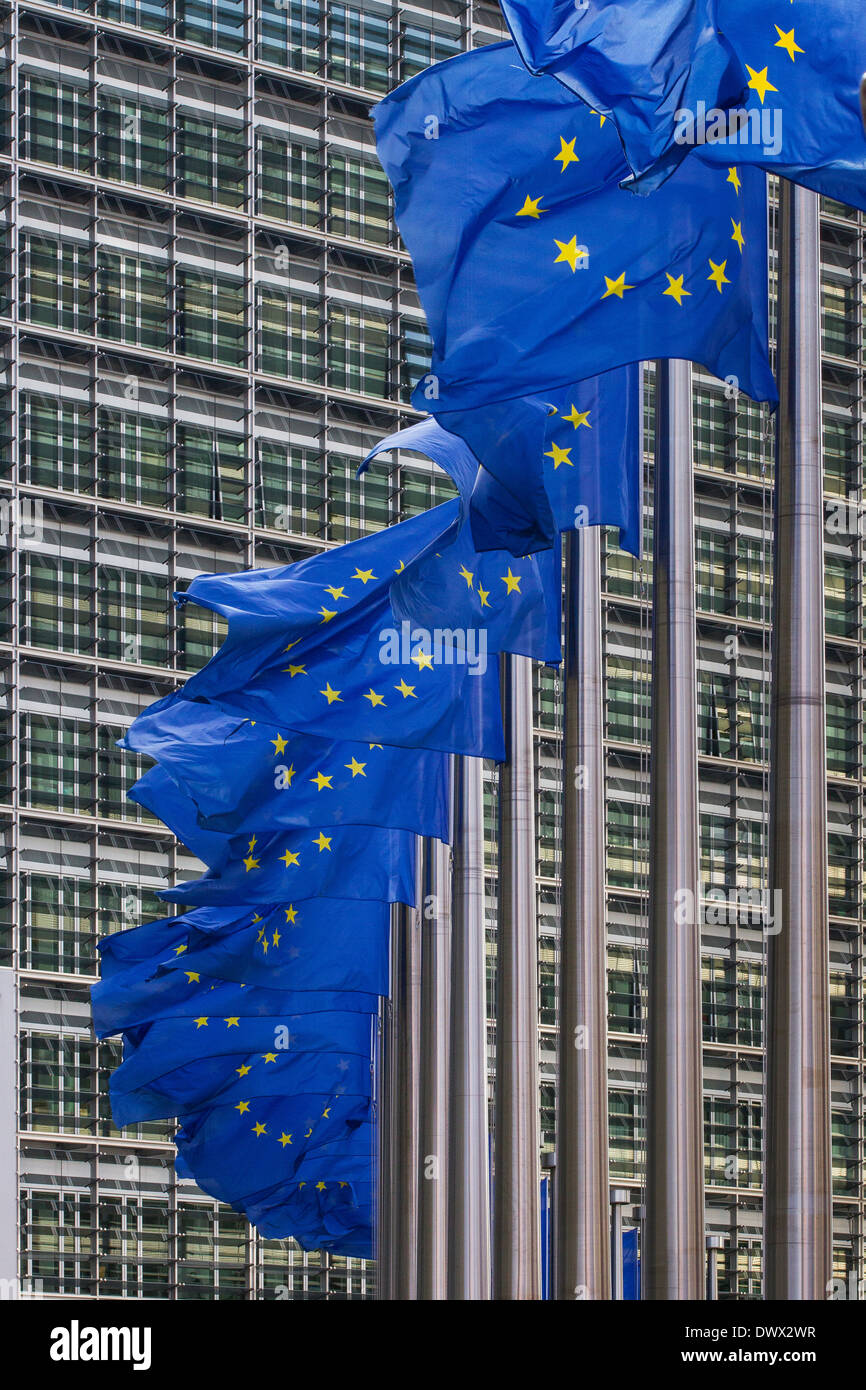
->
[96,902,390,999]
[159,819,418,909]
[695,0,866,212]
[124,700,451,840]
[175,1107,376,1253]
[500,0,746,191]
[105,1005,376,1125]
[440,368,643,559]
[374,42,777,413]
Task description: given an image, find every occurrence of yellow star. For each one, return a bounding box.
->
[363,688,386,707]
[322,1106,331,1119]
[235,1100,250,1113]
[320,683,342,704]
[319,606,337,623]
[313,832,332,852]
[279,1132,293,1147]
[774,26,803,62]
[544,441,572,470]
[248,835,257,851]
[310,771,333,791]
[261,938,268,954]
[345,757,367,777]
[243,856,259,872]
[281,848,300,867]
[284,639,300,652]
[589,109,607,127]
[502,568,522,594]
[478,586,490,608]
[708,258,730,293]
[731,219,745,253]
[224,1016,240,1027]
[253,1122,267,1137]
[394,560,405,574]
[284,905,298,923]
[395,679,417,699]
[516,194,546,219]
[174,944,187,955]
[563,405,591,429]
[458,564,474,588]
[324,585,346,600]
[262,1052,277,1064]
[271,734,288,755]
[184,971,200,983]
[272,929,280,948]
[746,65,778,105]
[369,743,383,749]
[601,272,633,300]
[316,1181,327,1192]
[412,649,434,671]
[662,272,691,306]
[352,568,375,584]
[236,1064,251,1077]
[283,763,296,785]
[554,236,581,273]
[554,136,579,171]
[194,1016,208,1028]
[726,166,741,196]
[285,663,306,678]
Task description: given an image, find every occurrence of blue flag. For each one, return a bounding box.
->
[500,0,746,191]
[441,369,644,559]
[155,817,418,910]
[374,42,777,412]
[695,0,866,212]
[96,902,390,997]
[175,1109,376,1252]
[124,701,451,840]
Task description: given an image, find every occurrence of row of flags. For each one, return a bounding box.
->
[91,2,865,1259]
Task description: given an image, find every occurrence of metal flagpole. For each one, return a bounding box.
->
[417,835,452,1300]
[643,358,705,1300]
[493,652,541,1299]
[764,179,832,1301]
[388,857,423,1300]
[377,952,395,1300]
[556,527,611,1300]
[448,754,492,1299]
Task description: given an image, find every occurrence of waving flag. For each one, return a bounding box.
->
[500,0,746,191]
[96,902,390,1000]
[124,701,451,840]
[443,369,643,559]
[374,42,777,413]
[696,0,866,212]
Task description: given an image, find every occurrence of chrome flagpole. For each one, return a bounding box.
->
[644,359,705,1300]
[389,857,423,1300]
[417,834,452,1300]
[764,179,832,1301]
[494,653,541,1299]
[448,754,492,1299]
[556,527,611,1300]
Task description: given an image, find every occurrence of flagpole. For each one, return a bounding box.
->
[448,754,492,1299]
[494,652,541,1299]
[764,179,832,1301]
[556,527,611,1300]
[387,862,423,1300]
[417,835,452,1300]
[644,358,705,1300]
[377,935,395,1300]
